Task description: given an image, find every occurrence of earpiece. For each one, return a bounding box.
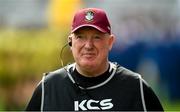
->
[68,41,72,46]
[68,34,72,47]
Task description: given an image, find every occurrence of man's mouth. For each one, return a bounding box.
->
[83,53,96,58]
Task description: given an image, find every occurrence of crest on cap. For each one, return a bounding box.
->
[85,10,94,21]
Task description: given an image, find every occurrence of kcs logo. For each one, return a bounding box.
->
[74,99,113,111]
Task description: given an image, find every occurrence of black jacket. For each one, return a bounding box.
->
[26,62,163,111]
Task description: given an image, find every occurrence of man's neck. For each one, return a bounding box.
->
[75,62,109,77]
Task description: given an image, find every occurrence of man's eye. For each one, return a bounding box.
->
[76,35,84,39]
[94,35,101,39]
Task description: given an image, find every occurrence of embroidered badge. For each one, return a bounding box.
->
[85,11,94,22]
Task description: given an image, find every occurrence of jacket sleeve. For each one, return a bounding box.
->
[25,83,42,111]
[143,81,164,111]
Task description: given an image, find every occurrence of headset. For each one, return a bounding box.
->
[59,35,72,67]
[68,34,72,47]
[68,41,72,46]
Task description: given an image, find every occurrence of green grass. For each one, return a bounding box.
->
[162,100,180,111]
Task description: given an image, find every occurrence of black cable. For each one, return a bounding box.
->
[59,43,69,67]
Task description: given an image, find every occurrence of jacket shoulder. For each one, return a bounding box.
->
[116,65,141,80]
[45,68,67,81]
[43,63,75,84]
[115,64,150,88]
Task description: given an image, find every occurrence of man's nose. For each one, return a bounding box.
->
[84,39,94,49]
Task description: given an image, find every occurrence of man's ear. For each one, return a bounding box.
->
[68,34,72,47]
[108,34,115,51]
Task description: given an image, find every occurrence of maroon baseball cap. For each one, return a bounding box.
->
[71,8,111,34]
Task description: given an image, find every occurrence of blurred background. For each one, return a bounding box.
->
[0,0,180,111]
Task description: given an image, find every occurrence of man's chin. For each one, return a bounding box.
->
[80,61,97,68]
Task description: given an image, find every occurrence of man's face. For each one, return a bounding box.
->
[70,27,114,73]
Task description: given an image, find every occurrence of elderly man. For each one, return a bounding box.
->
[26,8,163,111]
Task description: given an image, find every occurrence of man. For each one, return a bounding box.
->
[26,8,164,111]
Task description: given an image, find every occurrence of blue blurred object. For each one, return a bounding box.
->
[109,33,180,101]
